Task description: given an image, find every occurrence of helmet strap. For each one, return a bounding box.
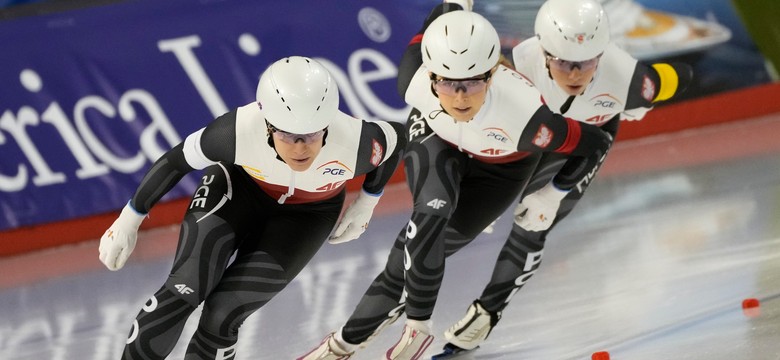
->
[429,73,440,98]
[545,58,554,80]
[265,120,284,161]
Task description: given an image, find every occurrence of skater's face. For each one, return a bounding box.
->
[267,122,326,172]
[545,51,600,96]
[431,70,494,122]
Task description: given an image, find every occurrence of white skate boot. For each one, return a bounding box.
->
[385,319,434,360]
[296,333,353,360]
[443,300,500,350]
[360,303,405,348]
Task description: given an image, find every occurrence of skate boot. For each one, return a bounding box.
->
[443,300,500,350]
[360,303,405,348]
[385,319,434,360]
[297,333,353,360]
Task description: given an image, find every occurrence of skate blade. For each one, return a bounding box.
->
[430,343,479,359]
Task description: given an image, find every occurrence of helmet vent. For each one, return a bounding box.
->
[275,88,291,112]
[257,56,336,132]
[316,88,329,111]
[554,20,563,34]
[420,10,499,79]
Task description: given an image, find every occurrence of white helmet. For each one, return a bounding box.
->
[256,56,339,134]
[535,0,610,61]
[421,11,500,79]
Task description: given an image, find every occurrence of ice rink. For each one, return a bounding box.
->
[2,113,780,359]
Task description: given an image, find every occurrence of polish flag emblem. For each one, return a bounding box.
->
[533,124,553,148]
[642,75,656,102]
[370,139,384,166]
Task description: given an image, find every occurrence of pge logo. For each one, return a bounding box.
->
[323,168,346,176]
[589,94,623,109]
[317,160,353,177]
[408,109,428,140]
[484,127,511,143]
[594,100,616,108]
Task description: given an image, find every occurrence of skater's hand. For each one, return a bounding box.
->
[482,218,498,234]
[99,202,146,271]
[620,106,651,121]
[329,190,381,244]
[514,182,569,232]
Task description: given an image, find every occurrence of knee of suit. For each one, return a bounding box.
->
[197,300,244,338]
[508,222,547,250]
[447,220,485,241]
[383,242,407,280]
[166,214,237,307]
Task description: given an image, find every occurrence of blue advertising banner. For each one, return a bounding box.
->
[0,0,425,231]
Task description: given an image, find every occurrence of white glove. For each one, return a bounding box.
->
[620,107,651,121]
[444,0,473,11]
[99,202,146,271]
[482,217,499,234]
[329,190,381,244]
[514,182,569,232]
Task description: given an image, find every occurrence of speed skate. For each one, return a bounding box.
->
[430,343,479,359]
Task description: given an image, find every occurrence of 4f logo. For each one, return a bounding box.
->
[585,114,615,124]
[317,180,346,191]
[175,284,194,295]
[427,199,447,209]
[481,148,507,156]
